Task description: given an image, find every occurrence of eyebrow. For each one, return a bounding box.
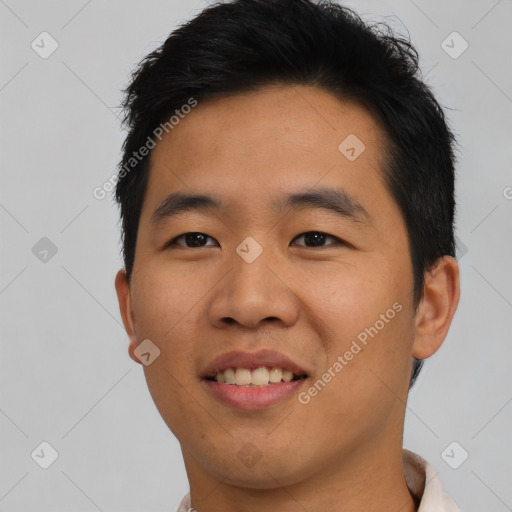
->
[150,186,372,227]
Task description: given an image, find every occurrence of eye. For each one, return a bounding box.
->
[164,231,346,250]
[290,231,345,248]
[165,232,218,248]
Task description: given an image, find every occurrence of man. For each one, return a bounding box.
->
[114,0,461,510]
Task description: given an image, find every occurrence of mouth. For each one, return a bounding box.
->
[201,350,311,410]
[204,367,308,387]
[201,349,310,388]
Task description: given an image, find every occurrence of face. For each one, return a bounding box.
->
[117,85,422,488]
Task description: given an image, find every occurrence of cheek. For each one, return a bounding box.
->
[301,258,414,404]
[300,311,414,444]
[130,268,208,384]
[300,257,401,338]
[131,269,213,438]
[132,267,201,337]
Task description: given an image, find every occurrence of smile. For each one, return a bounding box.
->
[205,366,308,387]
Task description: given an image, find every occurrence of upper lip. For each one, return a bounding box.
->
[201,349,310,378]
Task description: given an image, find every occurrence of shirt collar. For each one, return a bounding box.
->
[403,449,461,512]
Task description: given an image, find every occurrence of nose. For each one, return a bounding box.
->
[206,241,300,330]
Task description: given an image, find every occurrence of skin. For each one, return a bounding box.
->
[115,84,460,512]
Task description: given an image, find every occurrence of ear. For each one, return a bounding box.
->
[115,269,142,365]
[411,255,460,359]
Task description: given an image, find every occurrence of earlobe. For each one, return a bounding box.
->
[114,269,142,365]
[411,256,460,360]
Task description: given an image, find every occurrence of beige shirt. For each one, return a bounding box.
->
[176,449,461,512]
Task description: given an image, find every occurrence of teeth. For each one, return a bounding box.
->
[269,367,282,383]
[251,367,269,386]
[282,370,293,382]
[223,368,236,384]
[213,366,303,386]
[235,368,252,386]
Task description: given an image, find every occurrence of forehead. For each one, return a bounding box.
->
[142,84,393,224]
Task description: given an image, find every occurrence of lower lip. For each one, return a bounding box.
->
[202,378,307,410]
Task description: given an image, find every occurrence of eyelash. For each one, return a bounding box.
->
[164,231,347,249]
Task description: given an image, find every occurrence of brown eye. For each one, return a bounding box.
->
[166,232,218,248]
[291,231,344,247]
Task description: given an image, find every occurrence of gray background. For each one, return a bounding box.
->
[1,0,511,511]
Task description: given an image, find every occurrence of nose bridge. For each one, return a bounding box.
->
[233,235,277,292]
[207,234,299,329]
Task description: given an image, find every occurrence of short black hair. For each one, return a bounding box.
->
[114,0,458,388]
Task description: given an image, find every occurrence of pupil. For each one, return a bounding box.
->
[186,233,206,247]
[305,232,324,247]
